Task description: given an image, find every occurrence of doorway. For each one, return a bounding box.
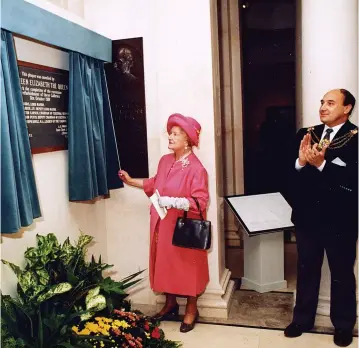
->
[218,0,297,289]
[241,0,296,203]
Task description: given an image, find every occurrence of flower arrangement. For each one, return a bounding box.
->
[1,233,181,348]
[71,309,181,348]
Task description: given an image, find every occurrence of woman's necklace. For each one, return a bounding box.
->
[173,151,192,170]
[175,151,191,162]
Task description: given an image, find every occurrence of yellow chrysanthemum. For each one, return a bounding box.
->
[113,320,130,329]
[85,322,101,333]
[100,329,110,336]
[72,326,79,334]
[78,328,91,335]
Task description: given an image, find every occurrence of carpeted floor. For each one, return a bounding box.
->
[195,290,358,336]
[224,243,358,335]
[135,289,358,336]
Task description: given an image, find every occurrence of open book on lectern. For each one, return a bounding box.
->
[224,192,294,237]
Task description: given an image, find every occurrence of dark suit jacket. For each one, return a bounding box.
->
[290,120,358,234]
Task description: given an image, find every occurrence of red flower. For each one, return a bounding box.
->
[112,328,121,336]
[144,324,150,331]
[125,333,134,340]
[151,327,161,339]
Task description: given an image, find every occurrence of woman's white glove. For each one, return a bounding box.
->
[158,196,190,211]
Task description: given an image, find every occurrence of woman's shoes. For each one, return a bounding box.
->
[152,305,200,333]
[180,311,199,333]
[152,303,179,321]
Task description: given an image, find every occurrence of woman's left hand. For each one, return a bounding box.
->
[158,196,173,208]
[158,196,189,210]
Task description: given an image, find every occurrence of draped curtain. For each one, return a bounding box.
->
[68,52,123,201]
[1,29,41,233]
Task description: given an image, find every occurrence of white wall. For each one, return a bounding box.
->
[25,0,88,28]
[44,0,85,18]
[300,0,358,127]
[14,36,69,70]
[1,28,108,295]
[2,0,225,307]
[84,0,225,304]
[84,0,162,304]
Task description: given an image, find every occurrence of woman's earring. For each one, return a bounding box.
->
[185,144,188,150]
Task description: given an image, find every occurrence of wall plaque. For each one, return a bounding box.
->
[105,37,149,178]
[18,61,69,154]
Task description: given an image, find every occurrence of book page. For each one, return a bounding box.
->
[226,192,293,233]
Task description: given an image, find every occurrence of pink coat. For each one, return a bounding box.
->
[143,152,210,296]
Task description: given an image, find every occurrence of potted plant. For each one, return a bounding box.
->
[1,233,181,348]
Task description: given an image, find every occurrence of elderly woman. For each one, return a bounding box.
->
[118,113,210,333]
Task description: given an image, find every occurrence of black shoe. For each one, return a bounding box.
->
[152,304,179,322]
[284,323,305,337]
[180,311,199,333]
[334,329,353,347]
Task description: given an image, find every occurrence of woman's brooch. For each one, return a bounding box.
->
[181,157,190,170]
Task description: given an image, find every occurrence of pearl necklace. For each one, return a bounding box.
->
[175,151,191,162]
[172,151,192,170]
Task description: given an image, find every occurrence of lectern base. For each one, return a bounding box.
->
[242,231,287,293]
[242,277,287,293]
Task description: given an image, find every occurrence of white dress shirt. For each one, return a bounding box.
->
[295,122,346,172]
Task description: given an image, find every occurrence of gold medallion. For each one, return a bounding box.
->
[317,138,330,151]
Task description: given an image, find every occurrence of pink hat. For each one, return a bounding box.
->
[167,113,202,147]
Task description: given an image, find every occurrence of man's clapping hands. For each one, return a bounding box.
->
[298,133,328,168]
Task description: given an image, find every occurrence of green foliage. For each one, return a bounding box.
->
[1,233,145,348]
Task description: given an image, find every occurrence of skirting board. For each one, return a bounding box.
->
[316,295,358,317]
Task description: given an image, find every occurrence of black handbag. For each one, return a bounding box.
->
[172,197,211,250]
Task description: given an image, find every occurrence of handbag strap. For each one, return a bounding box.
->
[182,197,204,220]
[192,197,205,221]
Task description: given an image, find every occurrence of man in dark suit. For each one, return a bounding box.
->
[285,89,358,347]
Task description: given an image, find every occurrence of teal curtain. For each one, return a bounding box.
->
[68,52,123,201]
[1,29,41,233]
